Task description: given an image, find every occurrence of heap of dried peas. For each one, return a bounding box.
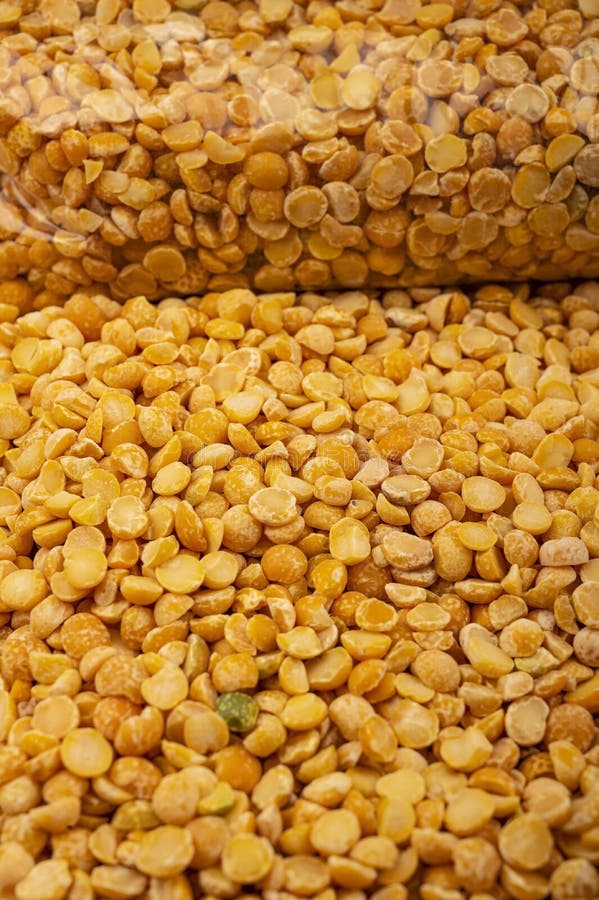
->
[0,278,596,900]
[1,0,599,301]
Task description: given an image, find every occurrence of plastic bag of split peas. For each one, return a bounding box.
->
[0,0,599,304]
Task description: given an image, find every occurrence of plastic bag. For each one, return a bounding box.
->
[0,0,598,304]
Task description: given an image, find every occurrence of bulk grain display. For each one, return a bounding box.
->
[1,1,599,899]
[0,0,598,300]
[0,281,597,898]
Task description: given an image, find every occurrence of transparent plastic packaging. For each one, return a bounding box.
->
[0,0,598,304]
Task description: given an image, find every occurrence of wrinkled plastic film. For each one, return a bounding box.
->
[0,0,599,303]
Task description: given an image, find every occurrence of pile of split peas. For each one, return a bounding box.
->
[1,0,599,300]
[0,278,597,899]
[0,0,598,896]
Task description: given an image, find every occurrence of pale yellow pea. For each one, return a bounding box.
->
[440,727,493,773]
[31,696,80,738]
[141,665,188,710]
[222,833,275,883]
[63,547,108,590]
[60,728,113,778]
[498,814,553,871]
[445,787,496,836]
[512,501,552,535]
[310,809,361,856]
[281,693,328,730]
[329,517,371,565]
[376,769,426,804]
[106,496,149,539]
[457,522,498,551]
[0,569,48,611]
[222,390,264,424]
[155,554,205,593]
[136,825,195,879]
[201,551,239,589]
[425,134,467,172]
[462,477,506,513]
[249,487,297,526]
[342,69,381,110]
[152,461,191,496]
